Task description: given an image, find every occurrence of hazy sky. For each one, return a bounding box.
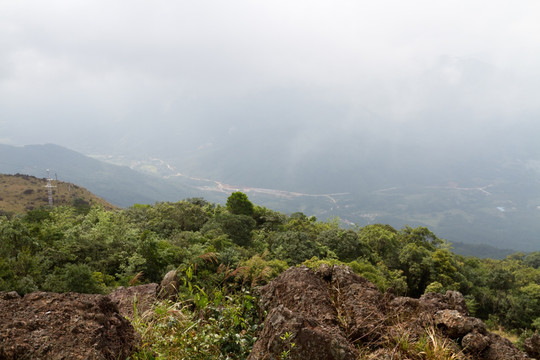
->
[1,0,539,157]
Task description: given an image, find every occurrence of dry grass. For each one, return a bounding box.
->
[357,325,472,360]
[0,173,116,214]
[490,328,520,344]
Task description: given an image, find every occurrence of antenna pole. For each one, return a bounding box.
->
[45,169,56,207]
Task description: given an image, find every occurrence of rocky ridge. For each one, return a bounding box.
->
[248,265,533,360]
[1,266,539,359]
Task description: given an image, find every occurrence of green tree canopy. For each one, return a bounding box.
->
[226,192,254,216]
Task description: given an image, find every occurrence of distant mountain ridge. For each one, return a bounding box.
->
[0,144,201,207]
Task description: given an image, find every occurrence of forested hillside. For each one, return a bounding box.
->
[3,144,539,255]
[1,192,540,358]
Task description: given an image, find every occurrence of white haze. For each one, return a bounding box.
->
[1,0,540,181]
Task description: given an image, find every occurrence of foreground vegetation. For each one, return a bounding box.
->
[1,192,540,358]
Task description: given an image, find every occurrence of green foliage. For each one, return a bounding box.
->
[43,263,106,294]
[202,213,256,247]
[350,259,408,294]
[398,242,435,297]
[358,224,399,266]
[301,257,407,294]
[226,191,254,216]
[268,231,321,265]
[524,252,540,269]
[134,231,165,282]
[23,207,52,223]
[317,229,369,262]
[149,201,210,235]
[253,206,287,231]
[425,281,444,294]
[131,289,260,360]
[302,257,344,269]
[236,254,288,287]
[72,197,91,215]
[279,331,295,359]
[2,194,540,349]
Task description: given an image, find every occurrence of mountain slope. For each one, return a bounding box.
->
[0,173,116,213]
[0,144,202,207]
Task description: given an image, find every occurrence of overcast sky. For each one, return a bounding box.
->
[1,0,539,158]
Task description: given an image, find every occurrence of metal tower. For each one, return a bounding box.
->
[45,169,56,207]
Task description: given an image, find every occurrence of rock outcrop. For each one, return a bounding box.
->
[156,269,180,300]
[248,265,530,360]
[0,291,140,360]
[109,283,158,319]
[523,333,540,359]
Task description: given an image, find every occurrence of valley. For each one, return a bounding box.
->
[2,144,538,255]
[91,153,539,255]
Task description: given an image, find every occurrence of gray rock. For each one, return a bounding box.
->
[433,309,486,338]
[462,331,490,354]
[156,270,180,300]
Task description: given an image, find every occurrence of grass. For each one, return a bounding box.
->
[129,288,260,360]
[390,326,470,360]
[356,326,471,360]
[490,328,520,344]
[0,173,116,214]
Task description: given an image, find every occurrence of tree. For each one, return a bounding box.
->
[525,252,540,269]
[398,242,435,297]
[317,229,369,262]
[147,201,210,236]
[358,224,399,266]
[43,263,105,293]
[268,231,320,265]
[253,206,287,231]
[226,192,254,216]
[202,213,256,247]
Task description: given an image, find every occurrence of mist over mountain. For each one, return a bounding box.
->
[1,2,539,252]
[1,143,539,256]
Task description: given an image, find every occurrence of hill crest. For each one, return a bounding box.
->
[0,173,117,214]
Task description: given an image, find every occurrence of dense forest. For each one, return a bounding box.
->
[1,192,540,359]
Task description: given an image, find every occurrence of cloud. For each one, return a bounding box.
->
[0,0,539,155]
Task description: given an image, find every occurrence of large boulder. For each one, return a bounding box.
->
[0,291,139,360]
[329,265,388,345]
[433,309,486,338]
[248,265,530,360]
[248,266,358,360]
[419,290,470,315]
